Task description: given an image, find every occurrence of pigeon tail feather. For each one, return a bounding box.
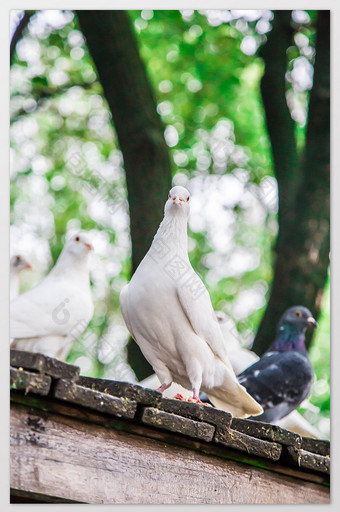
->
[206,383,263,418]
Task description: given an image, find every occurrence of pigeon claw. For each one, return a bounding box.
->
[173,393,186,401]
[187,396,206,405]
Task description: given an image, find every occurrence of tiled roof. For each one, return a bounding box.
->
[10,350,330,484]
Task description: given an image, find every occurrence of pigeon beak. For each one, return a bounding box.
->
[25,262,33,270]
[85,243,94,252]
[307,316,317,328]
[173,196,181,205]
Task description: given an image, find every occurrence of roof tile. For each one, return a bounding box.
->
[10,367,52,396]
[141,406,215,442]
[54,379,137,419]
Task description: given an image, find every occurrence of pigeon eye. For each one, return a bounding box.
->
[75,236,80,242]
[295,311,302,318]
[186,197,189,202]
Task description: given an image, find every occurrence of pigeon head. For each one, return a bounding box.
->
[64,232,94,260]
[10,254,32,274]
[279,306,317,332]
[273,305,317,353]
[215,311,227,324]
[165,186,190,218]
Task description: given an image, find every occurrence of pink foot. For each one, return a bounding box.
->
[156,383,172,394]
[187,396,205,404]
[173,393,186,401]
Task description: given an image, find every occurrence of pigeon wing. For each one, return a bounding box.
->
[10,276,91,340]
[176,272,234,372]
[238,352,313,420]
[119,283,136,340]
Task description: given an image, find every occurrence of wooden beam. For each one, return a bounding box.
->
[10,403,329,504]
[10,392,329,486]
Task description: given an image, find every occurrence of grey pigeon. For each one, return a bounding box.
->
[237,306,316,423]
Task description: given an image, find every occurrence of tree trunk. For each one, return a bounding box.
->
[253,11,330,355]
[10,11,34,65]
[77,10,172,379]
[258,11,300,227]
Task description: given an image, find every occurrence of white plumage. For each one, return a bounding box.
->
[215,311,259,374]
[10,232,94,361]
[120,186,263,418]
[10,254,32,300]
[140,373,192,400]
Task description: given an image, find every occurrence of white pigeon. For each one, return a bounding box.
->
[10,254,32,300]
[215,311,259,375]
[10,232,94,361]
[120,185,263,418]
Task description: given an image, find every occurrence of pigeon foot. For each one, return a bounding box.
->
[172,393,211,405]
[173,393,186,401]
[187,396,206,405]
[157,383,172,393]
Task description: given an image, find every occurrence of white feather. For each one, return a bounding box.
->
[215,311,260,375]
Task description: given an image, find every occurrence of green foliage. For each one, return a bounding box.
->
[10,10,329,434]
[130,10,272,178]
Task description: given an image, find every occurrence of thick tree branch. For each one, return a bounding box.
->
[259,10,299,230]
[286,10,330,346]
[253,11,330,354]
[77,10,172,379]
